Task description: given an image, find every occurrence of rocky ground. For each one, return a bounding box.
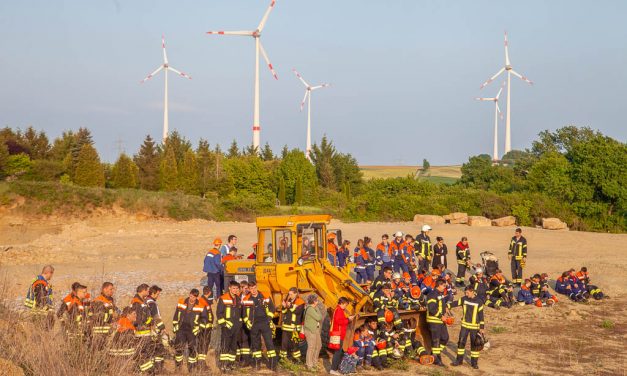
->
[0,213,625,375]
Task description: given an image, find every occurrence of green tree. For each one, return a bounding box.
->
[276,149,317,204]
[280,145,289,159]
[50,130,75,162]
[196,139,216,197]
[294,176,304,204]
[278,176,287,205]
[532,126,596,156]
[0,137,9,178]
[242,144,258,157]
[134,135,160,190]
[161,130,192,165]
[112,154,138,188]
[21,126,51,160]
[261,142,274,161]
[333,152,363,191]
[179,149,199,195]
[223,155,271,192]
[74,143,105,187]
[311,136,336,189]
[526,151,574,201]
[227,140,240,158]
[4,153,32,177]
[422,158,430,173]
[159,145,179,191]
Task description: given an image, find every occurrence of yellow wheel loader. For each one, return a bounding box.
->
[223,214,431,351]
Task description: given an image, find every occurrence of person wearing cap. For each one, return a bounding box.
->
[448,285,485,369]
[415,225,433,272]
[508,228,527,287]
[375,234,393,275]
[247,243,257,259]
[204,238,223,297]
[432,236,448,270]
[389,231,409,276]
[327,233,339,265]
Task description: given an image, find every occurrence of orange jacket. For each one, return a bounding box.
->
[117,316,136,333]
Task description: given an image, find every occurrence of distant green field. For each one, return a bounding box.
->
[360,165,462,182]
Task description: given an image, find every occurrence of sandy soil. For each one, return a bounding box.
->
[0,213,625,375]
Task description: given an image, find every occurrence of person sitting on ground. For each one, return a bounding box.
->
[576,267,606,300]
[530,274,556,305]
[339,346,360,375]
[366,317,388,370]
[352,326,373,370]
[370,266,393,298]
[517,279,538,305]
[556,271,585,302]
[488,269,514,309]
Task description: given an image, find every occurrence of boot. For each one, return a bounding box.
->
[433,355,444,367]
[188,362,196,374]
[451,355,463,366]
[471,358,479,369]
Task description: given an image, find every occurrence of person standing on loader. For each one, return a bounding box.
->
[426,279,450,366]
[415,225,433,272]
[390,232,408,275]
[375,234,393,275]
[448,286,485,369]
[508,228,527,287]
[172,288,204,373]
[24,265,55,329]
[455,237,471,287]
[280,287,305,362]
[217,280,243,372]
[243,281,278,370]
[204,237,223,297]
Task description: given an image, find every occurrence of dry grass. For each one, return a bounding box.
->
[359,165,462,180]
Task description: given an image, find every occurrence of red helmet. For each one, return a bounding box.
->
[384,309,394,323]
[376,340,387,350]
[410,286,422,299]
[299,332,306,340]
[443,316,454,326]
[535,299,543,308]
[549,295,558,303]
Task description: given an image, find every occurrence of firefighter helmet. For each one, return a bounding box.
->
[384,309,394,323]
[535,299,543,307]
[410,286,422,299]
[392,272,401,280]
[421,224,432,232]
[376,340,387,350]
[473,332,487,351]
[443,316,454,326]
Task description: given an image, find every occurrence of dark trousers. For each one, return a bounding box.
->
[432,255,447,270]
[197,328,212,365]
[331,348,344,371]
[219,324,241,367]
[428,323,449,356]
[237,326,251,363]
[456,327,480,365]
[366,265,375,281]
[456,263,467,285]
[174,328,198,369]
[510,259,523,285]
[418,258,429,273]
[355,268,368,283]
[280,330,301,360]
[250,321,277,368]
[207,272,221,297]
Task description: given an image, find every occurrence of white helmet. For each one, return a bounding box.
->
[475,267,484,274]
[392,272,401,280]
[394,231,403,238]
[421,224,432,232]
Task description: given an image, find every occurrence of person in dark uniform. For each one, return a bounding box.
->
[426,279,449,366]
[243,281,277,370]
[432,236,448,270]
[508,228,527,287]
[172,289,204,373]
[448,286,485,369]
[217,281,243,372]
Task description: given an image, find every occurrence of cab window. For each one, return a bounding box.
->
[297,224,325,261]
[275,230,293,264]
[258,229,273,263]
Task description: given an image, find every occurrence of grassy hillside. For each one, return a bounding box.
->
[360,165,462,182]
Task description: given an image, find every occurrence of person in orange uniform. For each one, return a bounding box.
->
[197,286,214,370]
[204,238,223,297]
[130,284,154,374]
[57,282,88,340]
[217,281,243,372]
[89,282,118,350]
[172,289,204,373]
[109,307,139,371]
[327,233,339,267]
[280,287,305,362]
[24,265,55,329]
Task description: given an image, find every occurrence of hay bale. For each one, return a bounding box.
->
[413,214,445,225]
[542,218,568,230]
[491,216,517,227]
[468,216,491,227]
[0,358,24,376]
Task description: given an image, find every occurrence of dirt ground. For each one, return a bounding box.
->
[0,213,625,375]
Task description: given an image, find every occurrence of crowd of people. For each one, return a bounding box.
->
[22,226,608,374]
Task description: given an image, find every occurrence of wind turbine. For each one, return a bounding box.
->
[480,31,533,155]
[293,69,330,160]
[206,0,279,151]
[140,35,192,143]
[476,82,505,161]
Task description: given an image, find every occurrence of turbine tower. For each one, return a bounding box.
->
[293,69,330,160]
[207,0,279,151]
[476,83,505,161]
[141,35,192,143]
[480,31,533,155]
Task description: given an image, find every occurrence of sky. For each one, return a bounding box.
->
[0,1,625,165]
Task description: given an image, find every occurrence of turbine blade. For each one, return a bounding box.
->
[475,97,495,101]
[259,42,278,80]
[292,69,310,87]
[206,30,255,36]
[510,69,533,85]
[311,84,330,90]
[168,66,192,80]
[496,87,503,100]
[257,0,276,32]
[161,35,169,64]
[141,66,164,83]
[480,67,505,89]
[496,103,503,119]
[300,90,309,111]
[504,31,511,67]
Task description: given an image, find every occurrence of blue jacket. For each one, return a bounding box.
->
[203,248,222,274]
[337,247,349,268]
[219,244,230,257]
[328,252,338,266]
[517,287,534,304]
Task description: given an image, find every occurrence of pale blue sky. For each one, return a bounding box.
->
[0,1,625,165]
